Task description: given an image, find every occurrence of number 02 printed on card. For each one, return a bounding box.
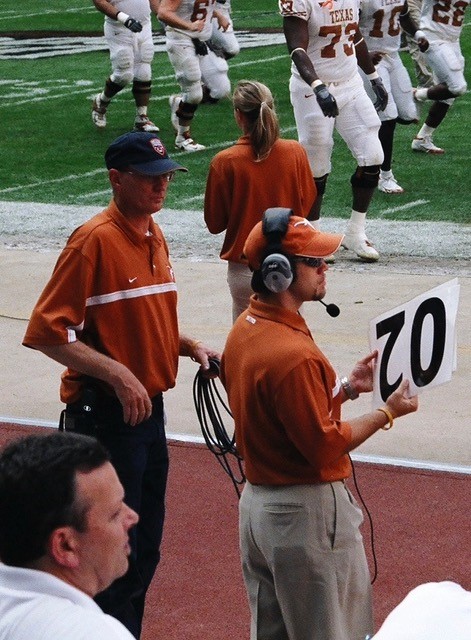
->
[369,278,460,408]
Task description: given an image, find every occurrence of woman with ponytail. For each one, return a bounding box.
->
[204,80,317,322]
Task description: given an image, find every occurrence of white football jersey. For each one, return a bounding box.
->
[279,0,361,83]
[216,0,232,10]
[359,0,405,54]
[165,0,216,41]
[420,0,469,43]
[104,0,151,23]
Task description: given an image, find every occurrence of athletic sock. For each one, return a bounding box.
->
[346,210,367,236]
[417,124,436,138]
[177,125,190,138]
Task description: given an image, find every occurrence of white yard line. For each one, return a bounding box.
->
[380,200,430,216]
[0,170,104,194]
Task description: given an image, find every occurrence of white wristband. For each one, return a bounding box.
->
[415,29,426,41]
[116,11,130,24]
[367,71,379,80]
[310,79,323,90]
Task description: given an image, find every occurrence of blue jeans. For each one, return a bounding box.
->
[70,391,169,638]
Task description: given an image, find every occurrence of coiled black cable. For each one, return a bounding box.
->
[193,359,246,498]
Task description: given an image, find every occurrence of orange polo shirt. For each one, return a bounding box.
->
[204,136,316,263]
[221,296,353,485]
[23,200,179,404]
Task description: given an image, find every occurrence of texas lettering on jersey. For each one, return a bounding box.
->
[328,7,355,20]
[280,0,361,81]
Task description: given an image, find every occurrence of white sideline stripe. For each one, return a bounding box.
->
[381,199,430,215]
[1,416,470,475]
[350,453,471,476]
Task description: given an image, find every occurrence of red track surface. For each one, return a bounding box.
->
[1,424,469,639]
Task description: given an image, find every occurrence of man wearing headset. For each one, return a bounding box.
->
[220,209,419,640]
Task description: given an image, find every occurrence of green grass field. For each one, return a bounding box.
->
[0,0,470,223]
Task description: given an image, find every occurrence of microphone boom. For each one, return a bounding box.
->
[319,299,340,317]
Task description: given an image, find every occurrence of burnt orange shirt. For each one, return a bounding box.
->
[221,296,353,485]
[23,200,179,403]
[204,136,316,263]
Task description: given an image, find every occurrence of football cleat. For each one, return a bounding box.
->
[411,136,445,154]
[175,132,206,153]
[342,233,379,262]
[378,172,404,194]
[92,94,107,129]
[169,94,181,132]
[134,114,160,133]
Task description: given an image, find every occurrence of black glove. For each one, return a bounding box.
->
[314,84,339,118]
[124,17,143,32]
[370,77,388,112]
[193,39,209,56]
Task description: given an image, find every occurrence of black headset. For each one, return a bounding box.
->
[253,207,295,294]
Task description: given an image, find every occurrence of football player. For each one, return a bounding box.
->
[410,0,469,154]
[359,0,421,194]
[201,0,240,103]
[209,0,240,60]
[91,0,161,132]
[158,0,232,152]
[402,0,434,90]
[279,0,388,262]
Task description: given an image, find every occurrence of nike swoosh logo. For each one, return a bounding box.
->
[129,277,138,283]
[304,93,315,98]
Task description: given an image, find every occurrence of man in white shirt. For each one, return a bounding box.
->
[0,432,138,640]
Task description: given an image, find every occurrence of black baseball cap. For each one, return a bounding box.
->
[105,131,188,176]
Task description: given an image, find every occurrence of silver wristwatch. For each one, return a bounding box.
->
[340,376,359,400]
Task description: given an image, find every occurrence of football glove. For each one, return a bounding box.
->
[314,84,339,118]
[124,17,143,32]
[370,77,388,112]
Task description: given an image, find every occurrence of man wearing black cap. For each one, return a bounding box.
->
[23,131,220,639]
[221,209,419,640]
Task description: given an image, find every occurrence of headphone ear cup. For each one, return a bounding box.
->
[261,253,293,293]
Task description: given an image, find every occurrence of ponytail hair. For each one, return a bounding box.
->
[233,80,280,161]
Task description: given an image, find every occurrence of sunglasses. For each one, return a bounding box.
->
[294,256,324,268]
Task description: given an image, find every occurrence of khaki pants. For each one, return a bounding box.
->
[239,481,373,640]
[227,261,253,323]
